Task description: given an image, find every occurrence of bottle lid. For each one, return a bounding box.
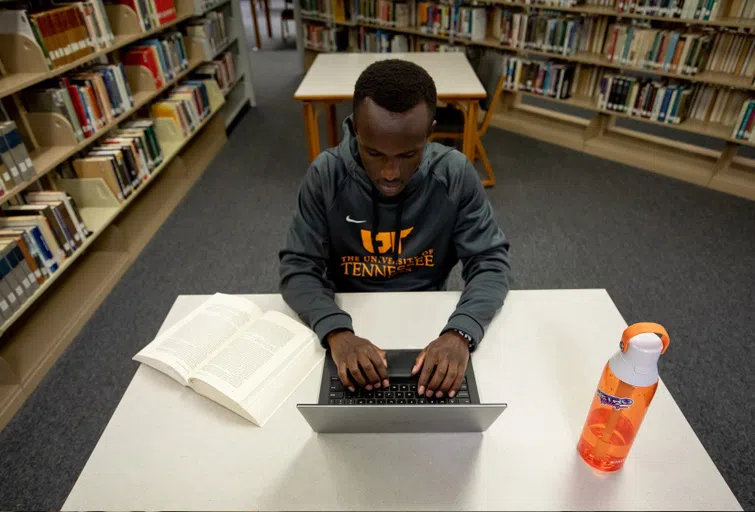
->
[610,323,670,387]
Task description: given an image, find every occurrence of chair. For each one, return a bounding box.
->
[430,50,504,188]
[281,0,294,42]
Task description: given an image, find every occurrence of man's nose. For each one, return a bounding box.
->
[380,161,400,180]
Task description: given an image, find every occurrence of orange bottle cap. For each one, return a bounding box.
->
[621,322,670,355]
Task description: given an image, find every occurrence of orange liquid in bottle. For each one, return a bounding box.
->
[577,362,658,472]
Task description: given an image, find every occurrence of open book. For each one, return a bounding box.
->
[133,293,324,426]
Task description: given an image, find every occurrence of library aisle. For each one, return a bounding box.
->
[0,5,754,510]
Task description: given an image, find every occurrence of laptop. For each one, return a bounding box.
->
[297,349,507,433]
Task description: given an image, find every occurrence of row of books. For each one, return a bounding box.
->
[501,56,576,99]
[195,52,236,92]
[613,0,744,20]
[598,74,694,123]
[359,28,410,51]
[72,121,164,202]
[0,191,92,320]
[150,79,214,138]
[687,85,748,126]
[303,23,338,51]
[25,63,134,143]
[518,0,743,20]
[356,0,411,26]
[416,3,487,41]
[705,32,755,76]
[604,25,715,74]
[105,0,178,31]
[122,31,189,89]
[0,6,113,71]
[0,121,36,195]
[417,40,464,51]
[300,0,336,17]
[731,97,755,140]
[187,11,228,60]
[500,13,582,55]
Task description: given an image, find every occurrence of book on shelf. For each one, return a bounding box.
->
[151,79,213,137]
[415,2,487,41]
[0,215,65,273]
[24,63,133,142]
[194,52,236,92]
[72,121,163,201]
[595,74,694,124]
[4,204,79,257]
[0,239,36,321]
[0,121,35,190]
[731,97,755,139]
[186,11,228,59]
[104,0,177,30]
[359,27,409,52]
[502,55,576,99]
[300,0,333,18]
[0,5,115,72]
[122,32,189,88]
[133,293,325,426]
[304,22,338,50]
[417,38,464,52]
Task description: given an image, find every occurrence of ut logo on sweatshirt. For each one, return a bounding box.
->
[360,228,414,254]
[340,225,435,279]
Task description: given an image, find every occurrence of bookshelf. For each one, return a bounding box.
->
[0,0,255,429]
[294,0,755,201]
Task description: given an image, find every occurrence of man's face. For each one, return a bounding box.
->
[354,98,432,197]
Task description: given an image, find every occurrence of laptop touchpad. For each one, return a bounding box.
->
[386,350,421,379]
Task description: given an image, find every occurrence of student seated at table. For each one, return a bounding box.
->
[279,59,512,399]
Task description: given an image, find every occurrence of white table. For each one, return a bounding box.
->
[293,52,487,174]
[63,290,741,511]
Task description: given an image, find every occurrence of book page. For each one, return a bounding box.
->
[133,293,264,385]
[190,311,316,403]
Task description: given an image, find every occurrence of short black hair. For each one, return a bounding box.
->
[353,59,437,126]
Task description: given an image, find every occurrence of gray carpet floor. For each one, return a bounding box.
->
[0,6,754,509]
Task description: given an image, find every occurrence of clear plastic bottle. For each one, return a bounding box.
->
[577,322,670,472]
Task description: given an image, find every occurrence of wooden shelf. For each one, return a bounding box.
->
[513,89,748,144]
[223,72,245,96]
[0,12,194,101]
[0,100,225,337]
[487,0,755,29]
[305,45,334,52]
[0,58,204,208]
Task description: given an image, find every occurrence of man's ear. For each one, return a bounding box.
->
[427,119,437,137]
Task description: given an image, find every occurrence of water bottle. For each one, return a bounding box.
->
[577,322,670,472]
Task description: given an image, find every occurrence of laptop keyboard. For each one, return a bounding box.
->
[327,376,471,405]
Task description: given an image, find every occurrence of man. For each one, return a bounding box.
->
[280,59,511,400]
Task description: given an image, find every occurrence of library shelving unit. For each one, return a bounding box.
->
[293,0,755,201]
[0,0,255,429]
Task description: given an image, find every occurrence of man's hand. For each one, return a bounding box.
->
[411,332,470,398]
[327,331,389,392]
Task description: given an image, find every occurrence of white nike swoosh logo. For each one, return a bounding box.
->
[346,216,366,224]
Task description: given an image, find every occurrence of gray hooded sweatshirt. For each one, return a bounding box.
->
[279,116,512,350]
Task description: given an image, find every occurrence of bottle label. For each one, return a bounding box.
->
[597,389,634,410]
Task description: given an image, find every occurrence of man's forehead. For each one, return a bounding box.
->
[357,98,431,132]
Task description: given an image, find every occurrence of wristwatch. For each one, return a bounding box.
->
[451,328,476,352]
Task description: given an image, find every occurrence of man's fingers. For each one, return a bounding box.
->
[417,353,436,395]
[337,364,355,392]
[438,364,458,396]
[358,357,380,389]
[427,360,448,397]
[367,349,389,387]
[448,366,465,398]
[347,358,367,388]
[412,350,426,376]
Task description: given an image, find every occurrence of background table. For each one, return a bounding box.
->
[293,53,487,163]
[63,290,741,511]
